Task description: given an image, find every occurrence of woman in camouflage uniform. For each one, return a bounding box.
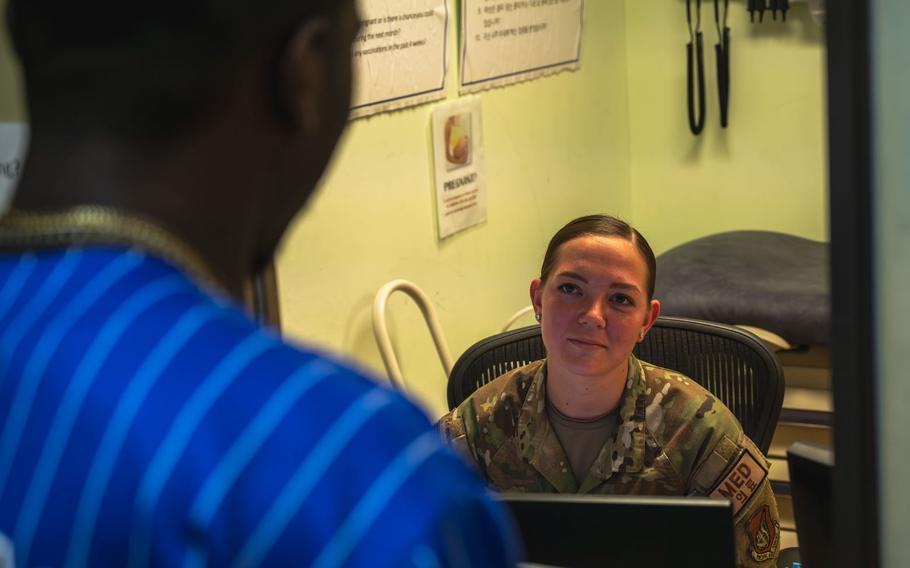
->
[439,215,780,567]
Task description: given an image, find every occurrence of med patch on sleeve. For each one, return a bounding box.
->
[708,447,769,516]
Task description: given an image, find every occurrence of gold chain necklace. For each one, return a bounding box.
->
[0,206,225,293]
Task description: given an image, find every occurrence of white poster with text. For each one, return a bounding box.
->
[351,0,449,119]
[431,98,485,239]
[460,0,583,93]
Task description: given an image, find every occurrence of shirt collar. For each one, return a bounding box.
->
[514,356,650,493]
[595,356,649,479]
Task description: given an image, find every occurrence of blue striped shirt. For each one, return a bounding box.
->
[0,247,519,567]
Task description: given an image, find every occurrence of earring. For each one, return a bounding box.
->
[639,331,645,340]
[535,312,541,322]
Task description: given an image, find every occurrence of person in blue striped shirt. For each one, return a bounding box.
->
[0,0,520,566]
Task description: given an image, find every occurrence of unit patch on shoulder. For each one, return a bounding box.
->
[708,448,768,516]
[746,505,780,562]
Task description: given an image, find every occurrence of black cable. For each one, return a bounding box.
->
[687,0,706,135]
[715,0,730,127]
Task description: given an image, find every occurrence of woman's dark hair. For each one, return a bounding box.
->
[539,214,657,300]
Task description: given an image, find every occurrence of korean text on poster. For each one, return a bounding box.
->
[460,0,583,94]
[351,0,449,119]
[431,98,486,239]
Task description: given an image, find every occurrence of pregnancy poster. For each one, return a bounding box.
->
[431,97,486,239]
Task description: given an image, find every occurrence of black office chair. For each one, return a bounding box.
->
[447,316,785,453]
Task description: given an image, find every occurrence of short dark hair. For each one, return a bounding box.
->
[6,0,336,139]
[540,214,657,300]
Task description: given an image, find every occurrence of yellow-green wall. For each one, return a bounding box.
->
[624,1,828,254]
[0,0,24,121]
[277,1,632,418]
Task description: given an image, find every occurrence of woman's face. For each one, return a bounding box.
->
[530,235,660,384]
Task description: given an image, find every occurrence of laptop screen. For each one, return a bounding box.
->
[498,493,736,568]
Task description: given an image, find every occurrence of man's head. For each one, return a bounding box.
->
[7,0,360,280]
[7,0,352,137]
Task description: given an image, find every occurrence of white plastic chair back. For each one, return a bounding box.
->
[372,279,453,390]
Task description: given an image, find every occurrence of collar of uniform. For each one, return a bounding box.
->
[514,361,578,493]
[580,356,649,490]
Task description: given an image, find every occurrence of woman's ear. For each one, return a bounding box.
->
[276,16,331,135]
[530,278,543,314]
[639,299,661,342]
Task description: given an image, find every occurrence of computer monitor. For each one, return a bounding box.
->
[787,442,833,568]
[497,493,736,568]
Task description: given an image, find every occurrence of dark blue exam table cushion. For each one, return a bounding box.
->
[655,231,830,346]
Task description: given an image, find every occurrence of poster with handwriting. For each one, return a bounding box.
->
[460,0,583,93]
[350,0,449,119]
[431,98,485,239]
[0,123,28,214]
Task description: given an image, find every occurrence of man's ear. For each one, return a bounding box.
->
[276,16,331,135]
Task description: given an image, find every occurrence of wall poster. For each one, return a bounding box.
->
[431,97,486,239]
[351,0,449,118]
[460,0,584,94]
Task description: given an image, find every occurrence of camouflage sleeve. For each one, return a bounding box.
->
[437,405,486,477]
[689,433,780,567]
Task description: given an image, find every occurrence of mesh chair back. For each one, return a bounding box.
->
[447,316,784,453]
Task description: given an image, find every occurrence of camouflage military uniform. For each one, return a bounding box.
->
[439,357,780,567]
